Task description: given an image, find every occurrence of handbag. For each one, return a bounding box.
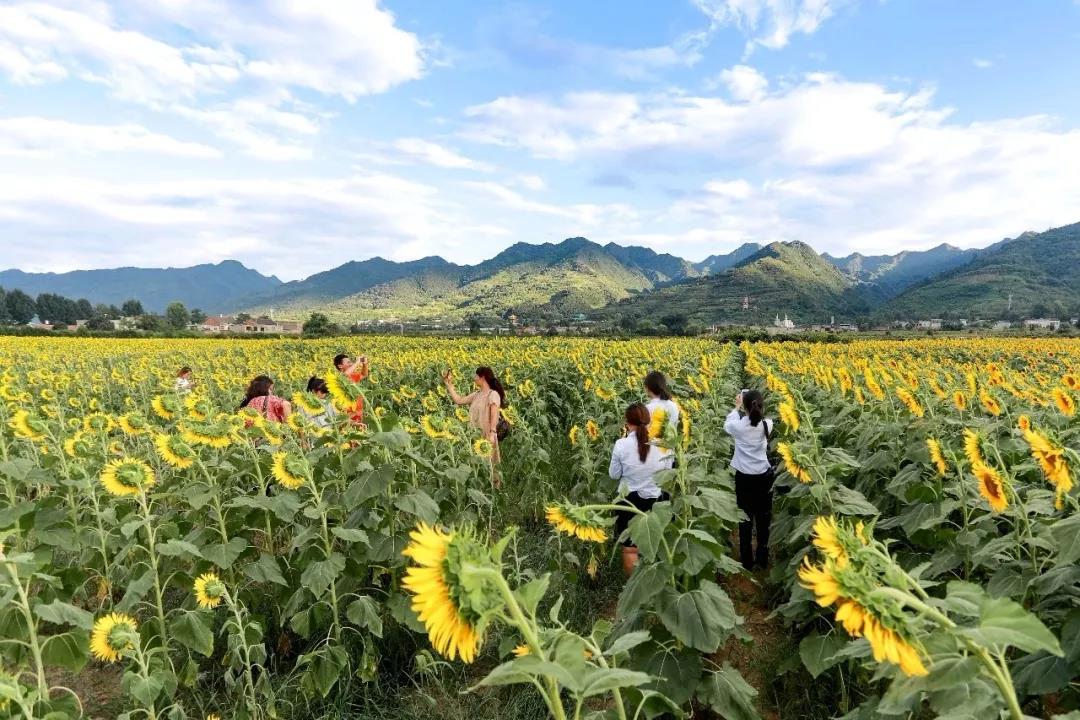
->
[495,415,511,442]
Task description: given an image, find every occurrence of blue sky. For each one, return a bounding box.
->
[1,0,1079,280]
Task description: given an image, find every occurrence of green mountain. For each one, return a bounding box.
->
[243,238,700,323]
[695,243,764,274]
[0,260,281,313]
[599,241,858,325]
[881,223,1080,319]
[824,244,976,297]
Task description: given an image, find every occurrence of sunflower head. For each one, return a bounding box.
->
[472,437,494,459]
[568,425,580,446]
[952,391,967,412]
[779,401,800,432]
[89,612,139,662]
[585,419,600,442]
[154,433,196,470]
[1052,387,1076,417]
[151,395,178,421]
[777,442,812,483]
[271,450,308,490]
[100,457,156,497]
[401,524,505,664]
[972,460,1008,513]
[962,429,983,466]
[9,409,47,441]
[194,572,226,609]
[926,437,948,476]
[647,408,667,441]
[545,503,609,544]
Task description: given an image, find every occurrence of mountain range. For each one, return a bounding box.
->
[2,223,1078,325]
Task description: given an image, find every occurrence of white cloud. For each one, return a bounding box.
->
[389,138,493,171]
[0,117,221,158]
[0,171,507,279]
[713,64,768,101]
[173,93,324,161]
[513,174,548,191]
[973,58,993,69]
[461,181,636,226]
[693,0,846,51]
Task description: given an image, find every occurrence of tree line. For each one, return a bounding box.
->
[0,289,207,331]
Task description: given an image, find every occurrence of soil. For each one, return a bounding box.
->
[48,665,125,720]
[715,570,784,720]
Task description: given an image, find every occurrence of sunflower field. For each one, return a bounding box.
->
[0,335,1077,720]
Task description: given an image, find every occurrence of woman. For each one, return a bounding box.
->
[303,376,337,428]
[443,366,505,487]
[723,389,773,571]
[610,402,673,576]
[334,353,368,425]
[644,370,679,434]
[239,375,291,423]
[175,366,194,394]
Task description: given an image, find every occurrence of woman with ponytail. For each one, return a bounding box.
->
[724,389,774,570]
[609,402,673,576]
[443,365,506,487]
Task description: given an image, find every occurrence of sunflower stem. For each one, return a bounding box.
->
[3,557,48,699]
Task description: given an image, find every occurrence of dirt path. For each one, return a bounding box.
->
[715,571,785,720]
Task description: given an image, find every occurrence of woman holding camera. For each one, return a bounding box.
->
[723,389,774,571]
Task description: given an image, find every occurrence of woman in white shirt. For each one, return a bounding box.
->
[723,389,774,571]
[644,371,679,434]
[610,402,673,575]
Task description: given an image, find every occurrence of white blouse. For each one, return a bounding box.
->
[609,435,673,499]
[723,409,772,475]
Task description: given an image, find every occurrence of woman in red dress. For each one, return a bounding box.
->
[334,353,369,425]
[239,375,291,423]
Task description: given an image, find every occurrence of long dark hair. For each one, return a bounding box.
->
[240,375,273,409]
[743,389,765,427]
[625,402,651,463]
[307,376,329,394]
[644,370,671,400]
[475,366,505,406]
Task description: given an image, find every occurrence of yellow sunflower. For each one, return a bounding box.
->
[647,408,667,440]
[99,457,155,497]
[568,425,580,446]
[952,391,967,412]
[9,409,46,441]
[811,516,849,568]
[151,395,176,421]
[585,419,600,442]
[979,389,1002,417]
[472,438,494,459]
[779,401,800,432]
[545,504,608,543]
[926,437,948,476]
[777,442,812,483]
[89,612,138,662]
[193,572,225,609]
[894,387,924,418]
[972,460,1008,513]
[1052,387,1076,417]
[271,451,307,490]
[962,429,983,466]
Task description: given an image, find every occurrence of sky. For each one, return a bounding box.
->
[1,0,1080,281]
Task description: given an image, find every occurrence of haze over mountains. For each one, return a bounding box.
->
[2,223,1077,325]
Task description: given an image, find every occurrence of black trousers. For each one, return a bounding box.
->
[734,469,775,568]
[615,491,670,548]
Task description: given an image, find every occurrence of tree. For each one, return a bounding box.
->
[36,293,79,324]
[190,308,207,325]
[0,289,10,325]
[660,313,689,336]
[121,299,144,317]
[468,317,481,335]
[6,289,36,324]
[137,314,166,331]
[75,298,93,320]
[302,312,339,338]
[165,302,191,329]
[235,312,252,324]
[85,315,116,331]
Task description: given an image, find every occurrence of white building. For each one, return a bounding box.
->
[773,313,795,329]
[1024,318,1061,330]
[916,319,943,330]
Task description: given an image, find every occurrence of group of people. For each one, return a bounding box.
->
[176,358,777,574]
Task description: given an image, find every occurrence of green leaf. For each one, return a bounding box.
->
[201,537,247,569]
[580,667,652,698]
[301,645,349,699]
[695,663,760,720]
[1051,513,1080,565]
[370,428,411,450]
[345,596,383,638]
[627,502,673,561]
[472,659,534,688]
[115,569,156,612]
[155,539,203,559]
[300,553,346,599]
[394,490,440,524]
[124,671,164,708]
[799,632,847,679]
[604,630,652,656]
[960,596,1063,656]
[831,485,878,516]
[923,657,980,692]
[942,581,986,617]
[40,630,89,672]
[616,563,668,616]
[1011,651,1072,695]
[170,612,214,657]
[331,527,369,544]
[515,574,551,618]
[243,553,289,587]
[34,600,93,630]
[344,464,394,507]
[657,580,738,653]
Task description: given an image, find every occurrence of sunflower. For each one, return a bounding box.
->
[952,391,967,412]
[811,516,849,568]
[972,460,1008,512]
[118,413,150,436]
[647,408,667,441]
[9,409,46,441]
[512,644,530,657]
[894,387,924,418]
[193,572,225,609]
[862,614,928,677]
[83,412,116,434]
[421,415,454,440]
[545,504,608,543]
[151,395,176,421]
[1064,373,1079,391]
[1020,425,1073,508]
[1017,415,1031,432]
[1053,387,1076,417]
[454,407,470,423]
[779,401,800,432]
[926,437,948,476]
[962,429,983,466]
[100,457,155,497]
[154,433,195,469]
[594,385,616,402]
[680,411,691,446]
[585,419,600,442]
[472,438,494,459]
[777,442,812,484]
[401,524,502,664]
[568,425,580,446]
[180,421,233,449]
[979,389,1002,417]
[292,391,325,416]
[271,451,307,490]
[89,612,139,662]
[797,556,844,607]
[64,430,92,458]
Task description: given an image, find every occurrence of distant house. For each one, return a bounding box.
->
[915,319,943,330]
[1024,318,1061,331]
[197,315,234,333]
[193,314,301,335]
[992,321,1013,331]
[773,314,795,329]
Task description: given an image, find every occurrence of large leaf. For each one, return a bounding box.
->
[579,667,652,698]
[394,490,440,524]
[41,630,89,672]
[799,632,847,678]
[345,596,383,638]
[155,539,203,559]
[201,537,248,569]
[170,612,214,657]
[604,630,652,657]
[960,596,1063,656]
[695,663,760,720]
[657,580,737,653]
[616,563,668,616]
[300,553,346,600]
[344,464,394,507]
[1051,513,1080,565]
[627,502,673,561]
[1010,651,1072,695]
[34,600,93,630]
[243,553,288,587]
